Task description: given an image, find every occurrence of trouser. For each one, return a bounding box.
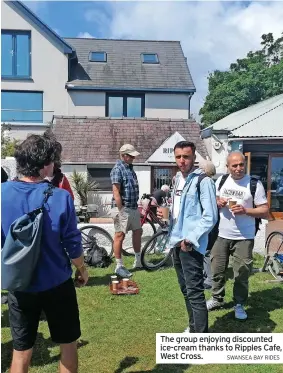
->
[203,252,212,287]
[173,246,208,333]
[210,237,254,305]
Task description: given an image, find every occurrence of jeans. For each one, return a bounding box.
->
[173,246,208,333]
[210,237,254,305]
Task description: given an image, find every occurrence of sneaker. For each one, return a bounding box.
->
[234,304,247,320]
[206,298,224,311]
[204,283,212,290]
[1,295,8,305]
[183,326,190,333]
[133,259,143,269]
[115,266,132,278]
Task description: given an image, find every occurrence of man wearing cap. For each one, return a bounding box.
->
[110,144,142,278]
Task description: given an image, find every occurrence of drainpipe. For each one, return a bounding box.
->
[67,51,77,82]
[188,94,192,119]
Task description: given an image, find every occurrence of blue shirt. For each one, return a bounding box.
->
[169,169,218,255]
[110,160,139,209]
[1,180,82,292]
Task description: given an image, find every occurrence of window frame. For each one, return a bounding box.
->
[89,51,107,62]
[1,90,43,123]
[87,167,113,192]
[106,92,145,117]
[1,30,31,79]
[141,53,159,64]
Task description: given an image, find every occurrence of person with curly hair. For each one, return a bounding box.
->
[1,134,88,373]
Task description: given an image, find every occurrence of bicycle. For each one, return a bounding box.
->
[121,193,168,256]
[79,225,114,258]
[141,227,173,270]
[260,231,283,282]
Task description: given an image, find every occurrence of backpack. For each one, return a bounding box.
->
[197,174,261,251]
[1,183,54,292]
[84,241,112,268]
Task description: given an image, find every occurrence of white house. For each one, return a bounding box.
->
[1,0,73,139]
[2,0,209,212]
[1,0,196,140]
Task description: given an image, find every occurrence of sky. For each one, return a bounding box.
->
[22,0,283,119]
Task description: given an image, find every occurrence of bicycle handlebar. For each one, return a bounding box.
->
[141,193,153,200]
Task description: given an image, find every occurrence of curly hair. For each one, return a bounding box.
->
[14,134,56,177]
[43,130,62,168]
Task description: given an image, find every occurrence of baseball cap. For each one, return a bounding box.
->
[119,144,140,157]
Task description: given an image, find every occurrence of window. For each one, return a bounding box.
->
[1,91,43,123]
[88,168,112,191]
[141,53,159,64]
[1,31,31,78]
[106,94,144,117]
[152,167,176,191]
[89,51,107,62]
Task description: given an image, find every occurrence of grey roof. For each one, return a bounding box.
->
[212,94,283,138]
[64,38,195,92]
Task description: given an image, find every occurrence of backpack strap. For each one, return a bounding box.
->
[42,183,54,207]
[196,174,209,201]
[218,174,229,191]
[250,177,258,207]
[28,184,54,217]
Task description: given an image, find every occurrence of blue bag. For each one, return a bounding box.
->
[1,183,54,291]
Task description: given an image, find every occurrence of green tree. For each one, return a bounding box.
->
[199,33,283,127]
[1,124,19,158]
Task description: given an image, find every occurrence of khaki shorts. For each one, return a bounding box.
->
[110,207,141,234]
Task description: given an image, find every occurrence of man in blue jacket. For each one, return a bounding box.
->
[158,141,218,333]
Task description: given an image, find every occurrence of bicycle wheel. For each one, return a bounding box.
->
[141,230,173,270]
[264,231,283,279]
[266,231,283,255]
[79,225,113,257]
[122,218,156,256]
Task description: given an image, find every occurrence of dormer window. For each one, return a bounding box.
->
[141,53,159,64]
[89,51,107,62]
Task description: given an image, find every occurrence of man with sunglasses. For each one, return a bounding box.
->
[158,141,218,333]
[110,144,142,278]
[206,151,269,320]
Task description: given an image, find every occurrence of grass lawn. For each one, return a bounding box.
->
[2,254,283,373]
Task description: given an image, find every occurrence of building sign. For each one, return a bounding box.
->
[146,131,204,163]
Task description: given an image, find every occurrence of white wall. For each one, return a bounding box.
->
[209,133,229,174]
[134,165,151,197]
[145,93,189,119]
[1,1,69,139]
[67,91,106,116]
[7,124,50,141]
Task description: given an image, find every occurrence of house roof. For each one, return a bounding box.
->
[212,93,283,138]
[8,1,74,54]
[53,117,207,163]
[64,38,196,93]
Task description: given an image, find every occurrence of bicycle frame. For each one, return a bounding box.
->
[140,196,168,229]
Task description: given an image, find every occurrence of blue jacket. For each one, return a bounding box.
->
[1,180,82,292]
[169,168,218,255]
